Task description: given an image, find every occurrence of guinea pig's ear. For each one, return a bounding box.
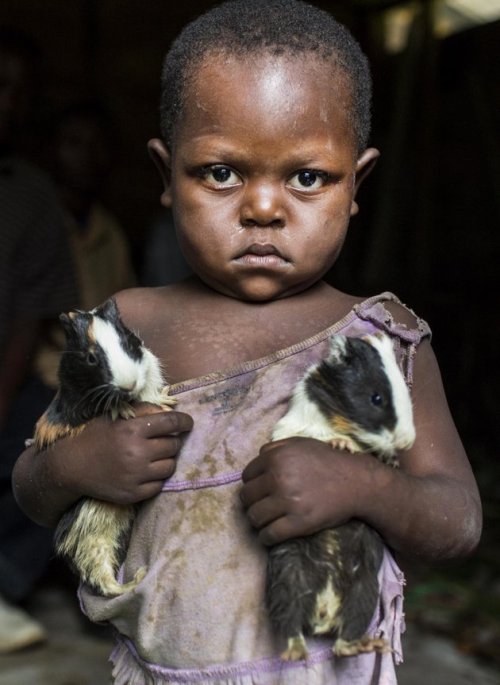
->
[147,138,173,207]
[96,297,119,323]
[361,332,385,346]
[59,312,76,340]
[328,335,348,362]
[351,148,380,216]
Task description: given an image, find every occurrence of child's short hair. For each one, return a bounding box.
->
[160,0,372,153]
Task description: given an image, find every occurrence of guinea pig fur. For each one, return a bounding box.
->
[272,333,415,463]
[34,297,175,597]
[267,332,415,661]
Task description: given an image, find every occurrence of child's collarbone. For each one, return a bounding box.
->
[166,292,357,380]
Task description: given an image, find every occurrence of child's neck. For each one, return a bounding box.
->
[153,277,363,384]
[185,275,337,309]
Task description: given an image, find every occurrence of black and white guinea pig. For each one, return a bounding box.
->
[266,332,415,662]
[271,332,415,465]
[34,297,175,597]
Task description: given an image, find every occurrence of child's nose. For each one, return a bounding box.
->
[240,180,285,228]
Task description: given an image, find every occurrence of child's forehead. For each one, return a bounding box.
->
[193,50,346,93]
[185,51,353,126]
[176,54,356,156]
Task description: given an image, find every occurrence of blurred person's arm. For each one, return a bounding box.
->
[0,320,39,429]
[0,164,79,430]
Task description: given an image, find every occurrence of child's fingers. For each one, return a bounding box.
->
[132,402,168,417]
[257,516,298,547]
[241,440,280,481]
[240,473,271,507]
[147,436,184,461]
[241,454,266,483]
[142,456,177,483]
[245,495,283,531]
[135,410,193,438]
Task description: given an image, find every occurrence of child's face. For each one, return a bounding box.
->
[150,53,377,301]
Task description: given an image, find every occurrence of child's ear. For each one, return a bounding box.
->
[147,138,173,207]
[350,147,380,216]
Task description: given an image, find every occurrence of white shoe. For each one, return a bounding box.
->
[0,594,47,653]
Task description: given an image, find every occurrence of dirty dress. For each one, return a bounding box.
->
[79,292,431,685]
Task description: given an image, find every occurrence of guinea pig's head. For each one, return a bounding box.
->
[307,334,415,456]
[59,298,148,400]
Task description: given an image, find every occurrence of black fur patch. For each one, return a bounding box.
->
[305,337,397,439]
[95,298,144,363]
[266,522,383,641]
[56,304,129,425]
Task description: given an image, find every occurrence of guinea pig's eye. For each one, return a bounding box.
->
[371,393,382,406]
[86,352,98,365]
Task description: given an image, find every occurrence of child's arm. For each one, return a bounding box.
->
[12,408,193,528]
[241,338,482,562]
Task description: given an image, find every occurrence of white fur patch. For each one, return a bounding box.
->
[272,333,415,457]
[92,317,150,398]
[328,335,347,362]
[364,334,415,451]
[272,380,338,442]
[140,348,168,405]
[312,578,341,634]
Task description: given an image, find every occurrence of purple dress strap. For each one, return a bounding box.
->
[353,292,431,387]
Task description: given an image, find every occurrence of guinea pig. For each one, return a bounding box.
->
[34,297,176,597]
[266,332,415,661]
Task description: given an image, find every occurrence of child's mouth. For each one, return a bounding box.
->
[234,243,290,267]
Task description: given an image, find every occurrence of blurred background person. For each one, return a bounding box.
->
[33,100,137,390]
[0,26,78,653]
[49,99,136,311]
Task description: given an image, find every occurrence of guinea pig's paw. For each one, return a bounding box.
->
[159,386,177,409]
[329,437,358,454]
[379,454,400,468]
[281,635,308,661]
[333,636,391,657]
[119,405,137,420]
[132,565,147,584]
[103,566,147,596]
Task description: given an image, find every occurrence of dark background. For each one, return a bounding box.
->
[1,0,498,667]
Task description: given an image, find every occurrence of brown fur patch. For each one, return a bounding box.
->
[87,318,96,344]
[34,413,86,451]
[330,414,355,437]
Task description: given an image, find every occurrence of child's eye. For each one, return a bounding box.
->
[288,170,332,191]
[198,165,241,188]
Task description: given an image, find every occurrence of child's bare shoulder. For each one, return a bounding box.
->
[113,282,190,334]
[381,296,425,331]
[309,286,425,332]
[348,291,431,338]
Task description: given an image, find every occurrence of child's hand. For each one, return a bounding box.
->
[64,406,193,505]
[13,407,193,527]
[241,437,370,545]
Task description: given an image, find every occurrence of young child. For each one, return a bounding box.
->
[12,1,481,683]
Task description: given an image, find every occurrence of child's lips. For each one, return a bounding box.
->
[234,243,290,268]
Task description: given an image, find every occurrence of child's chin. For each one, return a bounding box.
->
[199,270,313,302]
[231,281,312,303]
[235,276,284,300]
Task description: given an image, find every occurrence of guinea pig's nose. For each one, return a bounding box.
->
[120,381,138,395]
